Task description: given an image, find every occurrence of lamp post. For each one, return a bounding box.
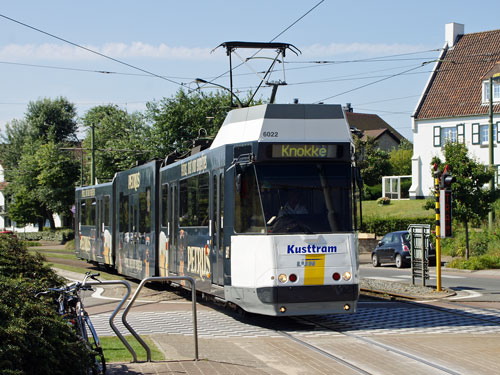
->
[195,78,243,108]
[488,74,500,229]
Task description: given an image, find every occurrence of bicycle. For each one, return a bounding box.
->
[37,272,106,375]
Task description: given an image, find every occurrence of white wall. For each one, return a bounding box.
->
[411,114,500,199]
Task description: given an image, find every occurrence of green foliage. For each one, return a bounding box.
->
[1,98,80,228]
[354,136,392,186]
[363,184,382,200]
[438,142,495,224]
[81,104,153,182]
[0,236,94,375]
[389,140,412,176]
[441,227,500,258]
[361,216,434,236]
[146,89,235,157]
[432,142,496,258]
[6,140,79,228]
[447,255,500,270]
[25,97,78,143]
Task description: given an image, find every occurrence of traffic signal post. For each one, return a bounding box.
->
[433,164,455,291]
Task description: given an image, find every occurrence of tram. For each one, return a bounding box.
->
[75,103,362,316]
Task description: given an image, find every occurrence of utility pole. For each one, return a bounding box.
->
[488,76,496,228]
[90,122,96,186]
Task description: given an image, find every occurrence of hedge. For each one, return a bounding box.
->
[12,229,74,243]
[361,216,435,236]
[0,235,94,375]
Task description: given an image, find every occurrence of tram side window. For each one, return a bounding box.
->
[81,198,96,226]
[119,193,129,232]
[139,187,151,233]
[179,173,209,227]
[104,195,110,226]
[161,184,168,227]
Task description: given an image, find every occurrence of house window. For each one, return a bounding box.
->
[483,80,500,103]
[441,127,457,144]
[480,124,497,144]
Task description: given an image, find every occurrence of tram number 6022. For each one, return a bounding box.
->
[262,131,278,137]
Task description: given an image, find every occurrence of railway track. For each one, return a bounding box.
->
[243,296,500,375]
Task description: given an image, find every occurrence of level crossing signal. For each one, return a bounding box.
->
[434,165,455,238]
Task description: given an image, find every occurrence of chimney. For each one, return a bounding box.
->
[445,22,464,47]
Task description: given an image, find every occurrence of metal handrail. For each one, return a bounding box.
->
[85,280,141,362]
[122,276,198,361]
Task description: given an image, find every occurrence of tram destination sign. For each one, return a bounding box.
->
[271,144,338,159]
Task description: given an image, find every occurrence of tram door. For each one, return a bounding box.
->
[96,198,104,260]
[168,183,178,274]
[130,194,140,261]
[211,171,224,286]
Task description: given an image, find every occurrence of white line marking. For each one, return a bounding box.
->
[365,277,402,282]
[448,289,482,300]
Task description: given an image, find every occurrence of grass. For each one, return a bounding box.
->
[362,199,433,218]
[100,335,165,362]
[46,263,125,280]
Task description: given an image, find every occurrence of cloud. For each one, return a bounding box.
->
[301,42,431,57]
[0,41,431,61]
[0,42,218,61]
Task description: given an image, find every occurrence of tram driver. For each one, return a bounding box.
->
[278,189,308,217]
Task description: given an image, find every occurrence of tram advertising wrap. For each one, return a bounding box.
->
[75,104,362,316]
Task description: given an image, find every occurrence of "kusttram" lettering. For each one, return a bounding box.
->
[287,244,337,254]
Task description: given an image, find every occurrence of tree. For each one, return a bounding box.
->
[1,97,80,228]
[81,105,153,182]
[389,139,413,176]
[0,119,31,181]
[146,89,235,157]
[6,141,79,229]
[354,135,392,186]
[25,97,78,143]
[432,142,495,259]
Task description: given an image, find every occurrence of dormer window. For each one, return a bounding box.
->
[483,80,500,103]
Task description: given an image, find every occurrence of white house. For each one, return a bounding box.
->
[410,23,500,199]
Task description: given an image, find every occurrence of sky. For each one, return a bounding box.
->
[1,0,499,141]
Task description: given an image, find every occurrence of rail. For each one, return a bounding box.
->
[122,276,198,362]
[85,280,143,362]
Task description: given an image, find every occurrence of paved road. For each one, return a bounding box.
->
[360,263,500,302]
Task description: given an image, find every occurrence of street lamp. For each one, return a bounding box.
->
[488,73,500,229]
[195,78,244,108]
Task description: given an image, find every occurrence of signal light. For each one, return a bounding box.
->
[344,304,351,311]
[332,272,341,281]
[288,274,297,282]
[403,244,409,252]
[342,272,352,281]
[279,306,287,313]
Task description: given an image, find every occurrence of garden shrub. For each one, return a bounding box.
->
[363,184,382,200]
[0,236,94,375]
[447,254,500,270]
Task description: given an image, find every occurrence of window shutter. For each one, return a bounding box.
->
[472,123,480,145]
[497,122,500,144]
[456,123,465,144]
[433,126,441,147]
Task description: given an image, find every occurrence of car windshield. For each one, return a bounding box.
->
[234,163,353,234]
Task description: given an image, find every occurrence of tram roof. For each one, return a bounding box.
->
[210,104,351,149]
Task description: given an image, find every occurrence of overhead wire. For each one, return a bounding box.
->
[198,0,325,88]
[0,13,187,88]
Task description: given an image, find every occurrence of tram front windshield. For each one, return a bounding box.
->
[234,163,353,234]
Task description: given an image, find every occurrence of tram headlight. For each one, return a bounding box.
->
[343,271,352,281]
[278,274,287,283]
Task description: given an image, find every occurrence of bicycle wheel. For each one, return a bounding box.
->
[84,315,106,375]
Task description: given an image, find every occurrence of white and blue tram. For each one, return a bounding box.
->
[75,103,362,316]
